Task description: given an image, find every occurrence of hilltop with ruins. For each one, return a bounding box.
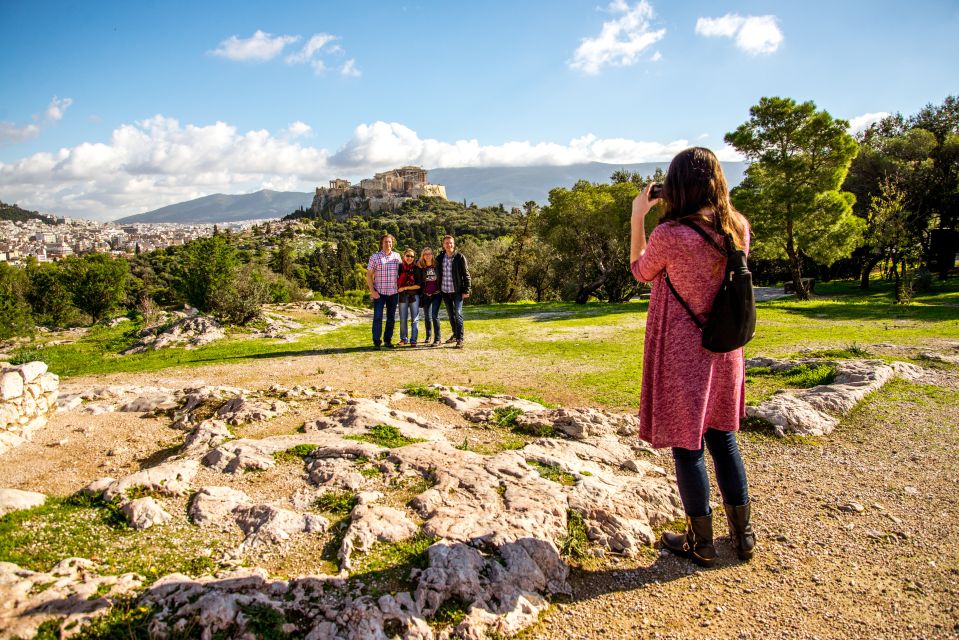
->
[310,166,447,218]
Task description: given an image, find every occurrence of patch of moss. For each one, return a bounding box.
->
[431,596,471,627]
[560,510,589,560]
[314,490,357,516]
[62,597,153,639]
[238,602,291,640]
[527,460,577,486]
[491,406,523,428]
[273,444,319,463]
[404,384,442,400]
[344,424,426,448]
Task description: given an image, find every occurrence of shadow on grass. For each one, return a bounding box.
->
[469,300,648,322]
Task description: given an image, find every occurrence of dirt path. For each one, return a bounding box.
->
[526,379,959,640]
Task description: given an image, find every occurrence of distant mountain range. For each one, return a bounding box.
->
[115,190,314,224]
[114,162,748,224]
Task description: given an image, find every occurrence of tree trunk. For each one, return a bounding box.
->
[785,219,809,300]
[575,275,607,304]
[859,256,881,289]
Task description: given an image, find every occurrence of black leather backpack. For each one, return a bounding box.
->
[663,219,756,353]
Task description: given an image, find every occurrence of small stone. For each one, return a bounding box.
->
[903,485,919,495]
[839,502,865,514]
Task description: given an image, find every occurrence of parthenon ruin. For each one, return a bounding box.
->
[312,166,447,216]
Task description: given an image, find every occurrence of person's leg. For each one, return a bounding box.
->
[442,293,456,343]
[384,294,398,346]
[452,293,464,341]
[398,300,409,344]
[661,442,716,567]
[371,296,385,346]
[672,445,710,517]
[705,428,755,560]
[703,429,749,507]
[431,297,441,343]
[410,297,420,344]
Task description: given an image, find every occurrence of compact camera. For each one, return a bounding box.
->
[649,183,663,199]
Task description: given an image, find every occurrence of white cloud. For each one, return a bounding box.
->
[848,111,891,134]
[218,29,359,78]
[570,0,666,74]
[695,14,783,55]
[0,116,328,219]
[46,96,73,121]
[340,59,361,77]
[285,33,337,64]
[651,50,662,62]
[0,122,41,145]
[210,30,300,61]
[0,96,74,145]
[286,121,313,138]
[0,117,729,220]
[331,121,691,172]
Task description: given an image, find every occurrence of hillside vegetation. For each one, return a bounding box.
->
[0,201,54,224]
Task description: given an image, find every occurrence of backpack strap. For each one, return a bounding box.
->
[664,271,704,330]
[678,219,728,256]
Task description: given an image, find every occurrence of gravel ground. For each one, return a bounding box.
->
[525,378,959,640]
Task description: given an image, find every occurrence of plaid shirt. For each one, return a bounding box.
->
[367,250,401,295]
[440,252,455,293]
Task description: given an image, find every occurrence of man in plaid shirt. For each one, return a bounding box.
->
[366,234,402,349]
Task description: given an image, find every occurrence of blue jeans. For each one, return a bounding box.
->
[398,296,420,344]
[422,295,441,341]
[371,293,398,346]
[442,292,464,340]
[672,428,749,517]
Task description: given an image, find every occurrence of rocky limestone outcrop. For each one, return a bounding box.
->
[121,497,173,530]
[10,386,686,639]
[746,358,925,436]
[0,361,59,455]
[0,488,47,515]
[122,315,225,354]
[339,498,420,570]
[0,558,143,640]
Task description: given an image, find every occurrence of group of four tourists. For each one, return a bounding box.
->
[365,233,471,349]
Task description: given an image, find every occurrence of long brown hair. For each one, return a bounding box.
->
[661,147,747,249]
[417,246,435,268]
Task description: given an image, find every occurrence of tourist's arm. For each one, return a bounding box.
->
[460,255,471,299]
[366,255,380,299]
[630,185,665,282]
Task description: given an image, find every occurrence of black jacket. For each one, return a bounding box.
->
[436,251,471,295]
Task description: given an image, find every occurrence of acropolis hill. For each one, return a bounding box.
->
[311,166,447,218]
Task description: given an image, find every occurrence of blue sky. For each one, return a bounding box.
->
[1,0,957,220]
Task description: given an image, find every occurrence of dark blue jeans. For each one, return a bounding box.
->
[422,295,442,341]
[672,428,749,517]
[441,292,464,340]
[371,293,398,346]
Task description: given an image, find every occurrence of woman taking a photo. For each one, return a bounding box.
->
[397,248,422,347]
[418,246,442,346]
[630,147,755,567]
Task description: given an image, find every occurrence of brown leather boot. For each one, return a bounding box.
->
[725,500,755,561]
[661,514,716,567]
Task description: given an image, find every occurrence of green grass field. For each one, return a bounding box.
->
[12,278,959,410]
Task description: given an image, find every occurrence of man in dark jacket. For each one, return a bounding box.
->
[436,234,471,348]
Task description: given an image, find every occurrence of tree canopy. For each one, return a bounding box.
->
[725,96,862,299]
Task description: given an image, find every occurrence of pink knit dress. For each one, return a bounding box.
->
[630,217,750,450]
